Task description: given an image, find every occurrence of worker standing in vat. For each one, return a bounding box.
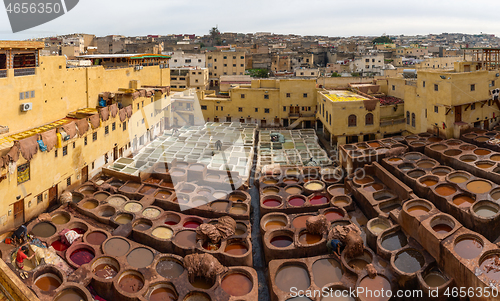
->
[215,140,222,151]
[326,238,344,259]
[16,246,34,270]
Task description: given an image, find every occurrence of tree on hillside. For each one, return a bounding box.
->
[372,36,392,44]
[210,26,222,46]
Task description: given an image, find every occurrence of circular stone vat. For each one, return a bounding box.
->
[283,177,300,185]
[405,199,432,217]
[93,192,109,201]
[459,155,477,163]
[70,247,95,266]
[475,160,495,169]
[51,213,70,225]
[444,149,462,156]
[54,287,88,301]
[432,167,452,176]
[152,227,173,239]
[459,144,477,151]
[183,292,211,301]
[398,163,415,172]
[312,259,342,288]
[430,216,455,234]
[328,185,346,196]
[124,202,143,213]
[410,141,425,147]
[285,185,303,195]
[86,231,107,246]
[81,199,99,210]
[417,160,436,169]
[435,184,457,196]
[419,176,439,187]
[155,190,172,200]
[107,195,128,207]
[173,230,197,248]
[424,270,448,288]
[475,136,490,143]
[97,206,115,218]
[363,183,384,193]
[479,252,500,282]
[164,213,181,226]
[491,154,500,161]
[324,209,345,221]
[230,204,248,215]
[275,264,310,293]
[304,181,325,193]
[270,234,294,248]
[34,272,62,291]
[394,249,425,274]
[224,240,249,255]
[148,284,178,301]
[404,153,423,161]
[367,218,391,235]
[288,195,306,207]
[408,169,425,179]
[332,195,351,207]
[298,230,322,245]
[347,250,372,272]
[104,237,130,257]
[183,219,201,229]
[189,276,215,290]
[221,272,253,297]
[118,270,145,294]
[452,194,475,209]
[133,220,152,231]
[354,175,374,185]
[310,194,328,205]
[114,213,133,225]
[454,235,484,259]
[387,157,403,163]
[79,185,96,196]
[292,215,315,229]
[262,187,280,195]
[286,168,301,176]
[474,149,492,156]
[156,257,184,279]
[473,201,500,218]
[430,144,447,151]
[262,177,279,185]
[447,172,470,184]
[373,190,396,201]
[262,214,288,231]
[127,248,154,268]
[228,192,247,202]
[466,180,492,194]
[381,231,408,251]
[210,201,229,212]
[32,222,56,238]
[92,257,119,280]
[212,191,227,200]
[142,207,161,219]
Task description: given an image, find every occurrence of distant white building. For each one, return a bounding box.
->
[167,51,205,68]
[294,67,319,77]
[353,53,385,75]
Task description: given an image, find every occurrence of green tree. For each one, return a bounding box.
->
[247,69,269,78]
[209,26,222,46]
[372,36,392,44]
[351,72,361,77]
[331,72,341,77]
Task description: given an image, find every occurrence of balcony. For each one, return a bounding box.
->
[14,68,35,77]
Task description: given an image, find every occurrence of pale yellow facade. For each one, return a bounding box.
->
[206,51,246,85]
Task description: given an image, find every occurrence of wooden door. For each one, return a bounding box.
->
[48,185,58,207]
[455,106,462,123]
[113,147,118,161]
[119,148,124,158]
[261,119,266,127]
[485,119,489,130]
[13,199,24,228]
[81,166,88,183]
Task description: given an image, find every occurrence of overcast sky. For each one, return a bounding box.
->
[0,0,498,40]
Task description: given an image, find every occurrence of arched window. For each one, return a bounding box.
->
[406,111,410,125]
[348,114,357,127]
[365,113,374,125]
[411,113,416,127]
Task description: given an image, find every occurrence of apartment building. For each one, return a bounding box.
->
[170,67,209,90]
[169,52,205,68]
[206,50,246,87]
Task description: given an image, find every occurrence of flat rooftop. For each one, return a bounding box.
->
[324,90,370,102]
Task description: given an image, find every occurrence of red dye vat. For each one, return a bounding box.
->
[310,195,328,205]
[70,249,95,266]
[288,197,305,207]
[165,221,178,226]
[183,221,201,229]
[324,211,344,221]
[51,240,68,251]
[263,199,281,207]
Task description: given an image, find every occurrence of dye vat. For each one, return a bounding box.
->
[34,273,62,291]
[310,195,328,205]
[93,192,109,201]
[369,223,389,235]
[364,183,384,193]
[394,249,425,274]
[304,182,324,192]
[70,248,95,266]
[388,157,402,163]
[134,222,151,231]
[104,238,130,257]
[156,259,184,279]
[127,248,154,268]
[491,155,500,161]
[298,232,322,245]
[94,264,118,279]
[263,187,280,195]
[452,195,475,208]
[190,277,214,289]
[32,222,56,238]
[270,236,293,248]
[333,197,350,206]
[417,161,435,169]
[86,232,107,245]
[283,178,299,185]
[52,214,69,225]
[120,183,141,193]
[454,238,483,259]
[82,200,98,210]
[149,287,177,301]
[203,241,221,251]
[229,194,246,202]
[142,208,161,219]
[289,197,305,207]
[107,196,127,207]
[312,259,342,288]
[475,149,492,156]
[262,178,278,185]
[54,289,87,301]
[348,258,369,272]
[275,265,310,293]
[407,205,430,216]
[293,215,314,229]
[124,202,143,213]
[119,273,144,293]
[224,243,248,255]
[221,273,253,296]
[115,214,133,225]
[184,221,201,229]
[466,180,492,194]
[430,144,447,151]
[354,176,374,185]
[329,186,346,195]
[155,190,172,200]
[173,231,197,248]
[480,254,500,282]
[211,201,229,211]
[152,227,173,239]
[285,186,302,195]
[230,205,247,214]
[358,275,391,301]
[420,179,438,187]
[265,220,287,231]
[324,211,344,221]
[435,185,457,196]
[476,162,494,169]
[448,175,468,184]
[51,240,68,251]
[474,205,498,218]
[432,224,453,234]
[381,231,408,251]
[424,271,448,287]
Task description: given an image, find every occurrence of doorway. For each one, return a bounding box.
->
[455,106,462,123]
[283,119,289,127]
[48,185,58,207]
[81,166,88,183]
[261,119,266,127]
[113,147,118,162]
[13,199,24,228]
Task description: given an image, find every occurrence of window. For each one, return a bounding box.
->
[84,136,87,146]
[241,94,245,98]
[201,105,207,110]
[55,149,58,157]
[67,177,71,186]
[31,91,35,98]
[348,115,357,127]
[37,194,43,204]
[365,59,369,62]
[223,56,227,59]
[62,145,67,156]
[19,92,24,100]
[406,111,410,124]
[73,142,75,149]
[365,113,374,125]
[240,64,244,67]
[255,108,258,112]
[423,81,426,88]
[216,106,219,111]
[283,106,287,112]
[411,113,416,127]
[303,93,308,98]
[265,108,270,113]
[93,132,97,141]
[123,122,127,131]
[233,64,236,67]
[286,93,291,98]
[224,64,227,67]
[112,122,116,131]
[137,103,139,110]
[492,80,495,87]
[238,107,243,112]
[471,103,476,110]
[392,85,395,91]
[434,84,438,91]
[141,119,144,124]
[25,92,29,99]
[434,106,438,113]
[105,125,109,135]
[92,161,94,169]
[17,163,30,184]
[471,84,475,91]
[233,56,236,59]
[221,106,223,111]
[264,95,269,99]
[240,56,244,59]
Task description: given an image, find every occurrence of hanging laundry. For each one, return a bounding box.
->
[37,139,47,152]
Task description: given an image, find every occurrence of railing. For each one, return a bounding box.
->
[0,70,6,78]
[405,80,417,87]
[14,68,35,77]
[380,118,406,127]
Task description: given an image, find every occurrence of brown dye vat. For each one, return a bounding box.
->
[52,214,69,225]
[333,197,350,206]
[115,214,133,224]
[283,178,299,185]
[265,220,287,231]
[54,289,87,301]
[428,137,443,142]
[388,157,402,163]
[221,273,253,296]
[312,259,342,288]
[263,187,280,195]
[492,190,500,200]
[285,186,302,195]
[127,248,154,268]
[368,142,381,147]
[173,231,197,248]
[381,231,407,251]
[134,222,152,231]
[364,183,384,192]
[480,254,500,282]
[476,137,490,142]
[98,207,115,218]
[160,182,174,188]
[270,236,293,248]
[417,161,435,169]
[107,196,127,207]
[229,194,246,202]
[475,149,492,156]
[144,177,162,185]
[190,277,214,289]
[358,275,391,301]
[348,258,369,272]
[202,241,221,251]
[82,200,98,210]
[230,204,247,214]
[394,249,425,273]
[155,190,172,200]
[424,271,448,288]
[72,194,83,203]
[467,180,492,193]
[329,186,346,195]
[476,162,494,169]
[293,215,314,229]
[407,205,430,216]
[275,265,310,292]
[156,258,184,279]
[150,287,176,301]
[444,149,462,156]
[225,243,248,255]
[32,222,56,237]
[431,144,447,151]
[435,185,456,196]
[211,201,229,211]
[491,155,500,161]
[298,232,322,245]
[86,231,107,245]
[121,182,141,193]
[104,238,130,257]
[94,264,118,279]
[432,224,453,234]
[421,179,438,187]
[454,238,483,259]
[34,273,62,291]
[93,192,109,201]
[408,170,425,179]
[452,195,475,208]
[354,176,374,185]
[262,178,278,185]
[119,273,144,293]
[449,175,468,183]
[325,210,344,221]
